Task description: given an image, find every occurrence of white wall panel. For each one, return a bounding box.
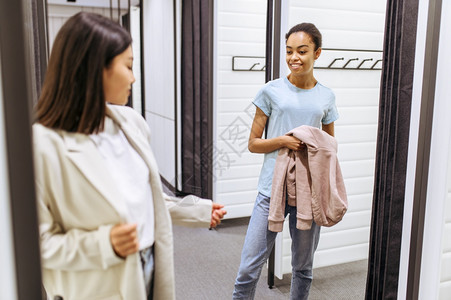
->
[335,125,378,143]
[0,51,18,300]
[142,0,175,183]
[439,146,451,298]
[419,0,451,297]
[47,5,127,51]
[338,142,377,161]
[145,111,175,183]
[218,0,267,14]
[286,0,386,13]
[334,88,381,107]
[215,0,267,219]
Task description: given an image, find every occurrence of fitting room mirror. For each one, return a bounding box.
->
[276,1,386,297]
[29,0,388,298]
[212,0,386,298]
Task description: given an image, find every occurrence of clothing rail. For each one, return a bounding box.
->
[232,48,383,71]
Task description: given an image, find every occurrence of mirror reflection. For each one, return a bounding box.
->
[35,0,386,299]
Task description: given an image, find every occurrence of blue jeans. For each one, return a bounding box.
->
[139,246,154,300]
[233,193,321,300]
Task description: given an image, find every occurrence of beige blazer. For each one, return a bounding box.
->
[33,104,212,300]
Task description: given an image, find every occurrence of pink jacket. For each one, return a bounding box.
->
[268,125,348,232]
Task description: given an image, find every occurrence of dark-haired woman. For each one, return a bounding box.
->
[34,12,226,300]
[232,23,338,300]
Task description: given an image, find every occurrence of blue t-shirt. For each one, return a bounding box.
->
[254,76,339,197]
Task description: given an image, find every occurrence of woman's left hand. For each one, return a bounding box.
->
[210,203,227,228]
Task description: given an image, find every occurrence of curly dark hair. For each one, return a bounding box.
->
[285,23,322,50]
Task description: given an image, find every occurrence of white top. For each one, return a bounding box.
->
[90,117,154,249]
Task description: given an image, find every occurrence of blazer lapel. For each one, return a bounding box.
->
[63,132,129,221]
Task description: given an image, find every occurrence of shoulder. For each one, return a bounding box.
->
[265,77,285,89]
[108,105,147,128]
[316,82,335,98]
[32,124,66,170]
[256,77,286,97]
[107,104,151,139]
[107,104,143,121]
[32,123,63,149]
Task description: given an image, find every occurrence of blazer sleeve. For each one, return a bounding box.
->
[38,198,123,271]
[34,126,124,271]
[163,193,212,227]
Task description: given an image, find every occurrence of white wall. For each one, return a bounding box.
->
[398,0,428,296]
[440,149,451,299]
[214,0,267,218]
[142,0,176,184]
[399,0,451,298]
[420,0,451,297]
[0,51,18,300]
[47,4,128,51]
[130,5,142,114]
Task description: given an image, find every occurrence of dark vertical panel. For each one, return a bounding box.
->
[32,0,49,98]
[266,0,282,288]
[264,0,273,84]
[365,0,419,298]
[207,0,214,199]
[180,0,213,199]
[265,0,274,283]
[0,0,43,299]
[407,0,443,298]
[140,0,146,116]
[272,0,281,80]
[173,0,179,192]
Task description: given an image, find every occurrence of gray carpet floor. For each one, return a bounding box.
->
[172,217,367,300]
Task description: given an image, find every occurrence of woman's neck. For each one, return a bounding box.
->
[287,73,317,89]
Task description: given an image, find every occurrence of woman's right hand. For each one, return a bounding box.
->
[281,135,304,151]
[110,223,139,258]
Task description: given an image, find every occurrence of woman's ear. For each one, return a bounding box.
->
[315,48,322,60]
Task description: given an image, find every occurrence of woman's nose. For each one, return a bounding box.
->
[291,52,300,61]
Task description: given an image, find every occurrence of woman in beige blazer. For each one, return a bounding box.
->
[33,12,226,300]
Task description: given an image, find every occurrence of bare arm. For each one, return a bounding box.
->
[322,122,335,136]
[248,107,303,153]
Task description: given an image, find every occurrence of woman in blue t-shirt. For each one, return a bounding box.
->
[233,23,339,300]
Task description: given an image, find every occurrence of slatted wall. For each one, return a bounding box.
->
[214,0,267,217]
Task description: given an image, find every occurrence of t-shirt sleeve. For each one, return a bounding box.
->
[252,87,271,117]
[322,92,339,125]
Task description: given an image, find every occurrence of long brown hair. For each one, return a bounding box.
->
[36,12,132,134]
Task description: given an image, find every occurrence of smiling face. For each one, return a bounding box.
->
[103,45,135,105]
[285,31,321,77]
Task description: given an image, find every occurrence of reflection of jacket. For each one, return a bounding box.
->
[268,125,347,232]
[33,104,211,300]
